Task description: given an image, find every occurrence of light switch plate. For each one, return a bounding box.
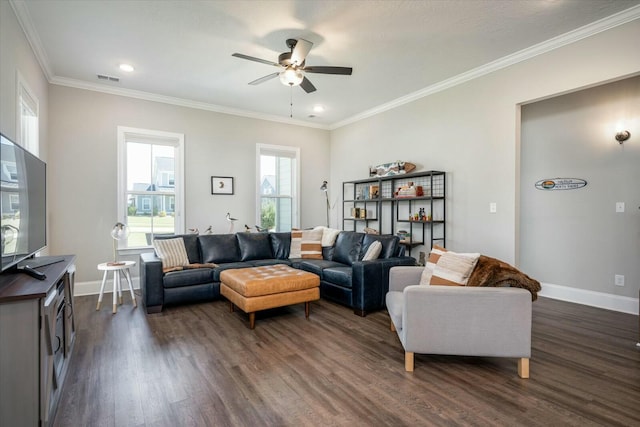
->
[615,202,625,213]
[489,202,497,213]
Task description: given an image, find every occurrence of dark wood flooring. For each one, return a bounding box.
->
[54,294,640,426]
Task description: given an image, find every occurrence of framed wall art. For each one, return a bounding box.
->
[211,176,234,195]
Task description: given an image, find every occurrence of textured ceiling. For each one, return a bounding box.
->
[15,0,640,127]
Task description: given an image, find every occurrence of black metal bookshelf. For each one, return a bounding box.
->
[342,170,446,255]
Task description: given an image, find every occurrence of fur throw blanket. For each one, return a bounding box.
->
[467,255,541,300]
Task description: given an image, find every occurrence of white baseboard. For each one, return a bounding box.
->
[540,282,639,315]
[74,279,638,315]
[75,277,140,296]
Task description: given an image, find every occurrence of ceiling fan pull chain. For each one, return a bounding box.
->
[290,86,293,118]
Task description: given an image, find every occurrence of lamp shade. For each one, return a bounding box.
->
[110,222,129,241]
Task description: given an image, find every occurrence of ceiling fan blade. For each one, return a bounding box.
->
[300,76,316,93]
[232,53,281,68]
[291,38,313,66]
[248,73,279,85]
[303,66,352,75]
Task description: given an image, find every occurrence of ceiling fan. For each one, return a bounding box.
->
[232,38,352,93]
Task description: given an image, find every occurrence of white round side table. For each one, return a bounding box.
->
[96,261,137,314]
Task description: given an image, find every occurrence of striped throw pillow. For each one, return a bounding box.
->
[420,245,447,285]
[290,229,323,259]
[153,237,190,270]
[430,251,480,286]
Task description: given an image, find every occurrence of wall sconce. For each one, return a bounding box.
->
[615,130,631,144]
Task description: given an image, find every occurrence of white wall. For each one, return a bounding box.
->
[330,21,640,292]
[47,85,330,282]
[0,1,49,159]
[520,76,639,299]
[0,1,50,260]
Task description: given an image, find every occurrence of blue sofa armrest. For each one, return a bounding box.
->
[351,256,416,316]
[140,252,164,313]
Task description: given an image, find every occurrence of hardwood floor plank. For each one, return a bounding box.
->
[53,294,640,426]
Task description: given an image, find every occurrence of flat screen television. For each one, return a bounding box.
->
[0,132,46,272]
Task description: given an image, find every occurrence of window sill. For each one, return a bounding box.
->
[118,247,153,257]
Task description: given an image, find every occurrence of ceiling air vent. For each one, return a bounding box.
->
[97,74,120,82]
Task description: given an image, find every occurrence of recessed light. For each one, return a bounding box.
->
[119,63,134,72]
[313,105,324,113]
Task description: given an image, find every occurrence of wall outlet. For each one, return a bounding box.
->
[614,274,624,286]
[489,202,497,213]
[615,202,625,213]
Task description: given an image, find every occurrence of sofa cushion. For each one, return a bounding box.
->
[332,231,364,266]
[153,237,190,270]
[237,232,273,261]
[269,233,291,259]
[212,262,253,282]
[322,246,335,261]
[250,259,292,267]
[163,267,214,288]
[362,234,399,259]
[199,234,241,263]
[385,290,404,331]
[362,241,382,261]
[290,229,323,259]
[322,267,353,288]
[298,259,345,278]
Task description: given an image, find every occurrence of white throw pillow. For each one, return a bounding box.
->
[362,241,382,261]
[314,226,341,247]
[153,238,189,270]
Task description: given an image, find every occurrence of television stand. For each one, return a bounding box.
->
[0,255,76,427]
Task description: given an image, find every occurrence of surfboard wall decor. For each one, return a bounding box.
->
[369,161,416,177]
[534,178,587,190]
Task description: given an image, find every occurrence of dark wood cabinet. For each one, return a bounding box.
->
[0,255,76,427]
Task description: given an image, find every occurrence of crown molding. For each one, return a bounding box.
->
[9,0,54,81]
[330,4,640,130]
[10,0,640,131]
[50,76,329,130]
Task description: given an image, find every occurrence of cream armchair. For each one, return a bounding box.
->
[386,266,532,378]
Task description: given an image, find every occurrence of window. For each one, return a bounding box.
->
[16,72,39,156]
[117,127,184,249]
[256,144,299,232]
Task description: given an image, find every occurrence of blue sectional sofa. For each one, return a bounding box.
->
[140,230,416,316]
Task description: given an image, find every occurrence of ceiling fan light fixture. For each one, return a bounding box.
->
[279,67,304,86]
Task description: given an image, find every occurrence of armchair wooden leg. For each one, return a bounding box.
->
[518,358,530,379]
[405,352,414,372]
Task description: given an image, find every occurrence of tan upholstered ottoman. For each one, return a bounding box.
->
[220,265,320,329]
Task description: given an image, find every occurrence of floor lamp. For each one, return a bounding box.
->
[320,180,329,227]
